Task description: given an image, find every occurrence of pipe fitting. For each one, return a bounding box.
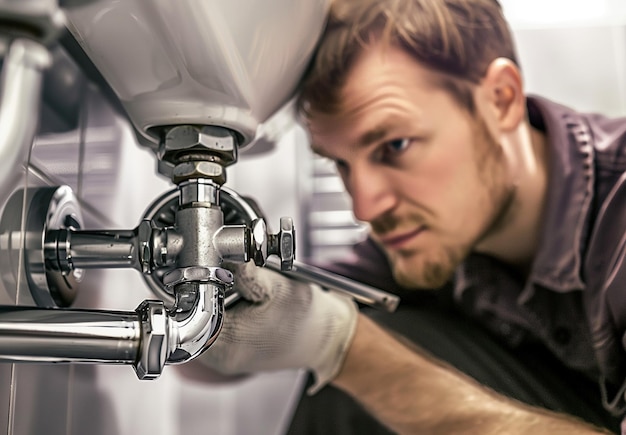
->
[167,282,225,363]
[250,218,268,267]
[172,161,226,185]
[6,177,299,381]
[136,220,153,274]
[268,217,295,271]
[151,227,183,269]
[134,277,228,378]
[162,266,233,289]
[159,125,238,167]
[178,179,220,207]
[214,225,250,263]
[249,217,295,270]
[134,300,168,380]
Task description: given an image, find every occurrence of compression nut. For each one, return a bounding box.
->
[134,300,168,380]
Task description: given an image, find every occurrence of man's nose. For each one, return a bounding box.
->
[347,165,396,223]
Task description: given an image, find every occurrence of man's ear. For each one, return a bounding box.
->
[481,58,524,132]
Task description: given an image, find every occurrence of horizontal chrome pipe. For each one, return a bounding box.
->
[50,229,139,270]
[0,306,140,363]
[0,282,225,378]
[267,261,400,313]
[46,221,183,275]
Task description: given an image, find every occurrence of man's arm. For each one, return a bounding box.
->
[333,314,612,435]
[196,264,612,434]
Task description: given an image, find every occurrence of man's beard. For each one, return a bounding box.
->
[371,115,513,289]
[389,242,467,289]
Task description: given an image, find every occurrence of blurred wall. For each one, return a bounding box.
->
[502,0,626,115]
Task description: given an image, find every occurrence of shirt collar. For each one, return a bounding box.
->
[456,95,595,296]
[525,95,594,292]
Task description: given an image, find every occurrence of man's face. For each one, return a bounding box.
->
[306,43,515,288]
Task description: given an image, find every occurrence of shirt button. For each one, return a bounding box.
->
[553,327,571,345]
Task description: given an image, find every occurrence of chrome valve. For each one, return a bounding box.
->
[0,1,401,386]
[0,117,396,382]
[3,125,297,380]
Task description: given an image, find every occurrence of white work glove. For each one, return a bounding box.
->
[196,261,358,394]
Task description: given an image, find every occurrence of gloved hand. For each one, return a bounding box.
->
[195,261,358,394]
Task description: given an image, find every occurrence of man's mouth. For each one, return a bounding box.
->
[377,227,425,250]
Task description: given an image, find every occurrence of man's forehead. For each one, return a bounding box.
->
[306,112,353,156]
[305,114,344,154]
[306,111,398,158]
[303,41,399,115]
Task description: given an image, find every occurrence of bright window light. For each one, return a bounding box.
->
[500,0,608,26]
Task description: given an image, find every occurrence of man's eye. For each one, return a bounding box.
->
[383,138,412,157]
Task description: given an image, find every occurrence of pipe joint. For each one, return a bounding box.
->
[134,300,168,380]
[167,282,225,364]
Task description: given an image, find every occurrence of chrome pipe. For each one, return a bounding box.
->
[45,221,182,275]
[167,282,225,364]
[0,282,225,378]
[0,38,50,189]
[179,179,220,207]
[11,178,231,376]
[0,306,140,363]
[50,229,139,270]
[268,261,400,313]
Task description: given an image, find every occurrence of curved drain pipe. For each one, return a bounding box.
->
[0,280,226,379]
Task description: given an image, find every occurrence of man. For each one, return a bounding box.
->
[193,0,626,433]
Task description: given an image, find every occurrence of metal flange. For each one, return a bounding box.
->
[24,185,84,307]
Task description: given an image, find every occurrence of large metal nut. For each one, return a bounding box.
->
[134,300,168,380]
[268,217,295,271]
[152,228,183,268]
[249,219,268,266]
[157,160,174,179]
[171,161,226,184]
[136,220,153,274]
[159,125,237,166]
[162,266,234,288]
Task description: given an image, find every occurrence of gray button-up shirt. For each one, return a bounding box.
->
[458,95,626,420]
[322,95,626,426]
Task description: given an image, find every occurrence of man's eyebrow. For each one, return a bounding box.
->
[358,125,390,148]
[309,123,395,157]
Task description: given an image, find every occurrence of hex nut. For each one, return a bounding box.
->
[162,266,234,288]
[136,220,153,274]
[266,217,295,270]
[157,160,174,179]
[159,125,237,166]
[278,217,295,270]
[171,161,226,184]
[134,300,168,380]
[249,219,268,266]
